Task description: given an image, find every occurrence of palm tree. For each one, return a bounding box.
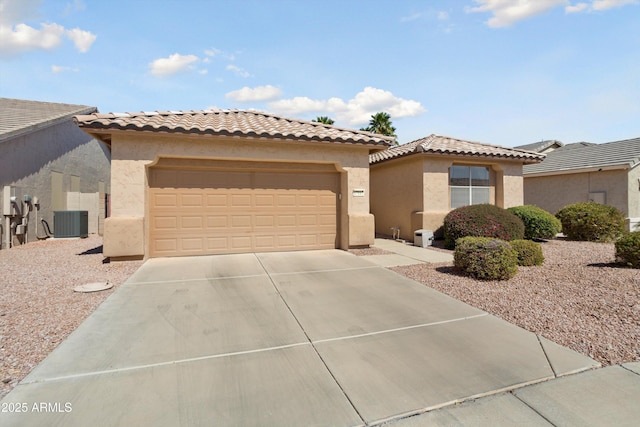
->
[360,112,397,141]
[312,116,335,125]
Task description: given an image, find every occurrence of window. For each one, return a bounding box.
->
[450,166,490,209]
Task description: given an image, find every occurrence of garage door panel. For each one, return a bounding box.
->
[207,194,228,207]
[149,168,338,257]
[231,236,252,250]
[277,194,296,207]
[231,194,252,207]
[154,217,178,229]
[255,215,275,227]
[153,194,178,207]
[181,216,203,229]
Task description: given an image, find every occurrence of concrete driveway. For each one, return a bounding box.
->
[1,250,599,426]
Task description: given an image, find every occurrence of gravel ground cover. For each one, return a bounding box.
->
[391,239,640,367]
[0,236,142,398]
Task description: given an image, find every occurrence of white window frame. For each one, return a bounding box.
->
[449,166,491,209]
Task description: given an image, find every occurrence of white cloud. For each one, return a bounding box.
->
[65,28,96,52]
[468,0,637,25]
[268,87,425,126]
[0,22,65,54]
[226,85,282,102]
[64,0,86,15]
[566,2,589,12]
[0,0,42,26]
[438,11,450,20]
[0,0,96,54]
[149,53,199,76]
[51,64,79,73]
[400,12,422,22]
[592,0,637,10]
[226,64,251,78]
[466,0,567,27]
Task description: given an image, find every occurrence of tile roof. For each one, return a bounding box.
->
[515,140,564,153]
[0,98,96,142]
[523,137,640,175]
[370,134,545,165]
[74,109,394,148]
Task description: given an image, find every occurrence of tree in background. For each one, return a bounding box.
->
[360,112,397,142]
[312,116,335,125]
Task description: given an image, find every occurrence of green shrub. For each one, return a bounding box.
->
[507,205,561,240]
[556,202,626,242]
[454,237,518,280]
[444,204,525,249]
[510,239,544,266]
[615,231,640,268]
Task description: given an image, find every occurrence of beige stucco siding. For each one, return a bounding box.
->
[628,165,640,229]
[370,154,527,241]
[105,133,374,258]
[524,169,629,215]
[496,162,524,208]
[370,156,424,241]
[0,120,110,248]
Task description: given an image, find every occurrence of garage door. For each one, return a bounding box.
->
[148,166,339,257]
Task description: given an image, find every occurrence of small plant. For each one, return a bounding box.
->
[444,204,525,249]
[454,237,518,280]
[556,202,626,242]
[615,231,640,268]
[510,239,544,266]
[507,205,561,240]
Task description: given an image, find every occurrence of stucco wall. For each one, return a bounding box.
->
[628,165,640,230]
[523,169,629,215]
[370,156,424,241]
[106,133,375,258]
[371,154,526,241]
[0,120,110,248]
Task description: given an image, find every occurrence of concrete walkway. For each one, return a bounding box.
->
[361,238,453,267]
[1,250,637,426]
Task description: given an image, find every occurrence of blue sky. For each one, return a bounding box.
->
[1,0,638,147]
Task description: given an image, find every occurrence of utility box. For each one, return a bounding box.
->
[414,229,434,248]
[54,211,89,238]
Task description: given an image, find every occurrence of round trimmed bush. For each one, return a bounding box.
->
[615,231,640,268]
[510,239,544,266]
[507,205,561,240]
[556,202,626,242]
[444,204,525,249]
[454,237,518,280]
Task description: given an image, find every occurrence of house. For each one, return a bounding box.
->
[0,98,111,249]
[515,139,564,154]
[369,134,544,241]
[74,109,393,259]
[521,137,640,231]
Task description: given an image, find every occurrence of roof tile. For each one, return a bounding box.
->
[0,98,96,142]
[370,134,544,164]
[523,137,640,175]
[74,109,394,147]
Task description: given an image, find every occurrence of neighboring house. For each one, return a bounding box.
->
[521,137,640,231]
[515,140,564,154]
[0,98,111,249]
[74,109,392,259]
[369,134,544,241]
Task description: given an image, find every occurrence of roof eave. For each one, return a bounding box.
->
[371,150,544,166]
[524,163,631,177]
[75,125,392,149]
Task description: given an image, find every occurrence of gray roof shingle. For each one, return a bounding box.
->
[523,137,640,175]
[514,140,564,153]
[74,109,394,148]
[370,134,544,165]
[0,98,96,142]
